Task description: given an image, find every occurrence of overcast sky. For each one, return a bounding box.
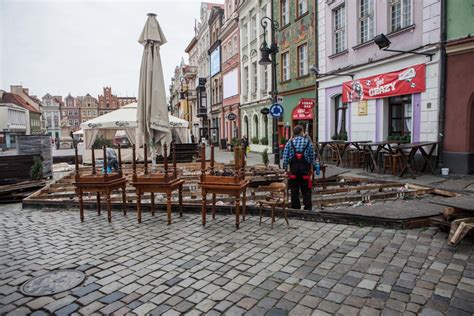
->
[0,0,218,99]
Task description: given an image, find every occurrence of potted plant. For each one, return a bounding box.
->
[230,138,240,150]
[260,137,269,145]
[331,133,338,140]
[251,136,259,144]
[338,131,348,141]
[261,148,269,166]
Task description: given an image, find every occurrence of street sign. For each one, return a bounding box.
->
[227,112,237,121]
[260,107,270,115]
[269,103,284,118]
[277,95,284,103]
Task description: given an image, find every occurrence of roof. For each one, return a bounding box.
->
[1,92,41,113]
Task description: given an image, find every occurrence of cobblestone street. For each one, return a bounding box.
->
[0,204,473,316]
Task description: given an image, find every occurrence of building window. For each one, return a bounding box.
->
[297,0,308,17]
[233,35,238,53]
[359,0,374,43]
[253,115,259,139]
[68,119,73,126]
[251,14,257,41]
[243,22,248,46]
[244,66,249,95]
[390,0,412,32]
[75,120,79,126]
[389,95,412,138]
[252,62,258,93]
[297,43,308,77]
[334,95,347,138]
[281,52,290,81]
[281,0,289,26]
[333,5,346,53]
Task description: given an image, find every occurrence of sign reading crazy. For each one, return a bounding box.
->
[342,64,426,103]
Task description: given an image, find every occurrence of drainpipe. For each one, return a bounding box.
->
[437,0,447,169]
[314,0,319,143]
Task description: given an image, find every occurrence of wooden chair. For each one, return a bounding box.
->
[258,182,289,228]
[383,152,402,175]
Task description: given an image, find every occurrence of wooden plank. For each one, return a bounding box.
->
[431,196,474,212]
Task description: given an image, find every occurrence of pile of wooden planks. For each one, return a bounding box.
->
[0,180,46,203]
[430,196,474,245]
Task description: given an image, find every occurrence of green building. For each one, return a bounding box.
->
[273,0,316,141]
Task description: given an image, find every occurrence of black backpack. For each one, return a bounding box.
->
[289,139,311,175]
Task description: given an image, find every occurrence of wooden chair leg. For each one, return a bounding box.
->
[96,192,101,215]
[166,192,172,225]
[122,185,127,216]
[151,192,155,216]
[271,205,275,229]
[137,191,142,223]
[106,193,112,223]
[283,205,289,227]
[212,193,216,220]
[79,190,84,222]
[201,190,207,227]
[259,204,263,226]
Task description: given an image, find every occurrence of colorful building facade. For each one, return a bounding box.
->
[442,0,474,173]
[316,0,441,147]
[274,0,317,141]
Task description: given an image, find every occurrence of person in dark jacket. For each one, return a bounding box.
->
[282,125,316,210]
[241,135,249,157]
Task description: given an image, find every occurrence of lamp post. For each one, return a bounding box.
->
[196,78,208,142]
[259,16,280,165]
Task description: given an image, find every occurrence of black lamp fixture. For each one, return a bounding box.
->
[259,16,280,165]
[309,65,354,79]
[374,33,434,60]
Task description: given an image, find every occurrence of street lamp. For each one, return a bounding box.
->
[259,16,280,165]
[196,78,208,141]
[374,33,434,60]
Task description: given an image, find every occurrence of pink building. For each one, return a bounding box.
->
[221,0,241,145]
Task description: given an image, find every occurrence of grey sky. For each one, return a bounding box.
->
[1,0,213,99]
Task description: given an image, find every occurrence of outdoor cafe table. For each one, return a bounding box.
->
[362,141,405,173]
[393,141,439,177]
[337,140,372,166]
[316,140,344,162]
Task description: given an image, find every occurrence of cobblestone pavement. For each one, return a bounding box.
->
[1,204,473,316]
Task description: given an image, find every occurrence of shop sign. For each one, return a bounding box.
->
[292,98,315,120]
[298,98,315,109]
[227,112,237,121]
[342,64,426,103]
[358,100,368,116]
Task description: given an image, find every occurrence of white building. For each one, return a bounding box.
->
[0,100,27,148]
[238,0,272,152]
[317,0,441,145]
[41,93,62,140]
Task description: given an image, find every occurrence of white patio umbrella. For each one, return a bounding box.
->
[137,13,171,169]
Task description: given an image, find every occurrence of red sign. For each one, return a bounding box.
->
[292,98,315,120]
[342,64,426,103]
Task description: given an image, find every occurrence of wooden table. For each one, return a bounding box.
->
[337,141,372,166]
[362,141,403,173]
[200,178,249,229]
[394,141,439,177]
[74,175,127,223]
[316,140,344,162]
[73,145,127,223]
[132,176,184,224]
[130,143,184,224]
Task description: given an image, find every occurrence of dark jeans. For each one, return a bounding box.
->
[289,175,312,210]
[108,157,119,172]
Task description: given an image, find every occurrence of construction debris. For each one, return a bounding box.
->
[0,181,46,203]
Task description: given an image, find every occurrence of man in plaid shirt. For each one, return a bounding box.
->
[282,125,316,210]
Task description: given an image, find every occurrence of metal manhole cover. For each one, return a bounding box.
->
[20,270,85,296]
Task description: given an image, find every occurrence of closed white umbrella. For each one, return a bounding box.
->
[137,13,171,167]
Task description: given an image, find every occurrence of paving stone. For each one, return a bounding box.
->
[265,307,288,316]
[78,301,105,314]
[357,279,377,290]
[336,305,360,315]
[26,296,55,310]
[55,303,80,316]
[289,304,312,316]
[99,291,126,304]
[236,297,257,310]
